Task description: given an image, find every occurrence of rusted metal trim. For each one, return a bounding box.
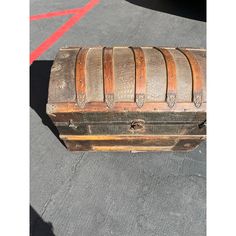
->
[155,48,177,108]
[177,48,203,108]
[60,134,206,141]
[47,102,206,113]
[130,47,146,108]
[91,146,174,152]
[75,48,89,108]
[103,47,115,108]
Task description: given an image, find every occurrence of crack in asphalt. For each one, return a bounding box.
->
[39,152,86,218]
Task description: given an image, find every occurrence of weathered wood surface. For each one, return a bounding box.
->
[48,111,206,123]
[47,46,206,111]
[190,49,206,102]
[177,48,203,107]
[47,46,206,152]
[168,49,192,102]
[56,123,206,136]
[63,136,205,152]
[48,48,80,103]
[75,48,89,108]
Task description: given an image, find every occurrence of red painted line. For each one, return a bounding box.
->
[30,8,81,21]
[30,0,100,64]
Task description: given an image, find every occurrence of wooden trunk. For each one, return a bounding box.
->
[47,46,206,152]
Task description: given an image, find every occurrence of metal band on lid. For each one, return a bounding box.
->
[157,48,177,108]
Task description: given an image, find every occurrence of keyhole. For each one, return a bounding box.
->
[130,119,145,131]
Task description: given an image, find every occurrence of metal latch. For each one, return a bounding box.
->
[129,119,145,131]
[68,119,78,129]
[198,119,206,129]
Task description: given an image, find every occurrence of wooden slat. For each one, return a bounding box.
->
[47,102,206,115]
[177,48,203,107]
[130,47,146,108]
[190,50,206,102]
[57,123,206,136]
[48,110,206,124]
[64,140,174,152]
[60,134,205,141]
[48,48,80,103]
[156,48,177,108]
[64,139,204,152]
[75,48,89,108]
[92,146,174,151]
[68,139,176,146]
[168,49,192,102]
[172,139,204,151]
[103,47,115,108]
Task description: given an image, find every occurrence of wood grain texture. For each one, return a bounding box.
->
[190,49,206,102]
[168,49,192,102]
[48,110,206,124]
[47,102,206,115]
[48,46,206,111]
[48,48,80,103]
[60,134,205,141]
[155,48,177,108]
[103,47,115,107]
[63,136,204,151]
[75,48,89,108]
[47,46,206,152]
[56,123,206,136]
[64,140,175,151]
[172,139,204,151]
[91,146,174,151]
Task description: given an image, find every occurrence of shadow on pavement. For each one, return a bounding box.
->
[30,206,55,236]
[30,61,65,147]
[126,0,206,22]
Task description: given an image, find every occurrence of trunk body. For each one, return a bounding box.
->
[47,46,206,152]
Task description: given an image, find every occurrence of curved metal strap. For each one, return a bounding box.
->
[157,48,177,108]
[75,48,89,108]
[131,47,146,108]
[103,47,115,108]
[177,48,203,108]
